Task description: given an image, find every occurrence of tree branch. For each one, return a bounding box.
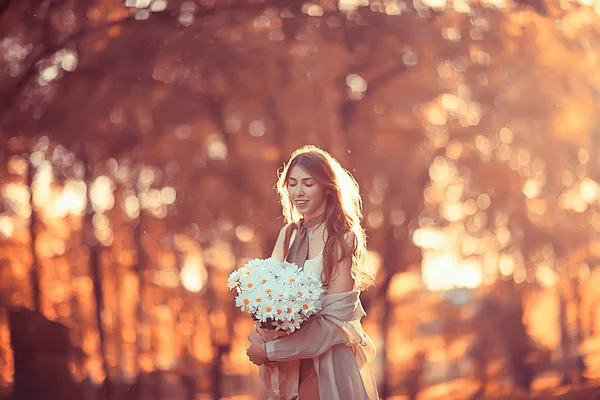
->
[0,0,300,124]
[0,0,11,17]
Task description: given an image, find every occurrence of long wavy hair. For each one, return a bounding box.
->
[276,145,375,291]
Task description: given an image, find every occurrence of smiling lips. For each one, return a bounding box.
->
[295,200,309,208]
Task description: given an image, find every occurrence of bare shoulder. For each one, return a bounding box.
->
[329,231,356,293]
[271,223,293,261]
[333,230,356,255]
[278,223,292,237]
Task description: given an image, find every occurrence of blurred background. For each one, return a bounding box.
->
[1,0,600,399]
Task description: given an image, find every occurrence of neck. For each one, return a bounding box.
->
[301,212,326,229]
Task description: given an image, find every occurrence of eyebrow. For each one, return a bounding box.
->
[288,177,315,182]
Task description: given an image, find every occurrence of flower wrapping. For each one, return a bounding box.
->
[227,257,325,333]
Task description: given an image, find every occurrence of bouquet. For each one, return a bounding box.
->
[227,257,325,333]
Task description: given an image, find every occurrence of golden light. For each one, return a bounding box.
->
[235,225,254,243]
[138,166,155,186]
[140,188,161,209]
[207,134,228,160]
[579,178,598,203]
[367,210,384,228]
[453,259,483,289]
[441,93,464,111]
[578,148,590,164]
[514,265,527,284]
[482,0,508,8]
[476,193,491,209]
[474,135,490,156]
[160,186,176,205]
[346,74,367,93]
[422,0,447,11]
[498,254,515,276]
[536,264,558,287]
[412,227,447,250]
[523,179,541,199]
[496,226,511,247]
[421,252,455,291]
[0,215,14,238]
[180,254,207,293]
[445,184,463,202]
[32,161,53,209]
[441,202,464,222]
[93,213,113,246]
[7,155,27,175]
[497,144,511,161]
[1,183,31,218]
[338,0,368,12]
[426,105,447,126]
[51,179,87,217]
[154,305,176,370]
[452,0,470,12]
[498,127,513,144]
[122,193,140,219]
[429,156,457,183]
[387,271,423,301]
[463,199,478,216]
[90,175,115,213]
[446,141,463,160]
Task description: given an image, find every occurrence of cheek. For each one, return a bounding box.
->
[310,187,327,203]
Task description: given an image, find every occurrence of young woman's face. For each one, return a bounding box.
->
[287,165,328,220]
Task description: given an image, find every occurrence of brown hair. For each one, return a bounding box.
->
[276,145,375,290]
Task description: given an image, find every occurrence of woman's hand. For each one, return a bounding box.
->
[246,342,268,366]
[248,323,265,345]
[247,323,288,366]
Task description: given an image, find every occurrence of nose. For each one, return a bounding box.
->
[294,184,305,197]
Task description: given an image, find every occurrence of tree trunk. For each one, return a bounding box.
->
[571,277,586,384]
[379,227,399,400]
[83,154,112,400]
[133,198,148,400]
[558,286,573,386]
[26,158,41,312]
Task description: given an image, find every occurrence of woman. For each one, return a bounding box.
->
[246,145,379,400]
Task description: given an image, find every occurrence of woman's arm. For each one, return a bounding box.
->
[327,244,354,294]
[264,314,349,361]
[270,224,290,262]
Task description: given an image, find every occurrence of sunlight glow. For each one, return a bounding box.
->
[421,252,483,291]
[413,228,447,250]
[52,180,87,217]
[180,254,207,293]
[536,264,558,287]
[0,215,14,238]
[90,175,115,213]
